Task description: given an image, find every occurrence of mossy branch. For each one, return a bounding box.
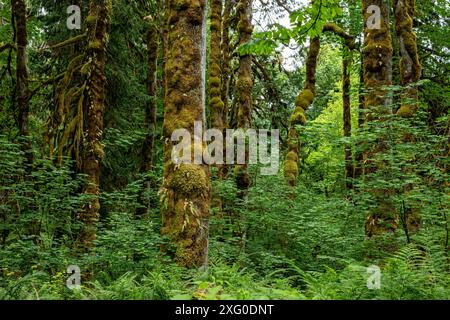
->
[45,33,87,51]
[322,22,357,50]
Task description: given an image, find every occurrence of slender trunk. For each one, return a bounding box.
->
[157,0,166,103]
[209,0,225,175]
[221,0,232,128]
[78,0,112,248]
[362,0,395,237]
[12,0,32,165]
[137,23,158,217]
[284,37,320,187]
[320,23,356,189]
[342,46,353,189]
[235,0,253,194]
[354,51,365,180]
[161,0,210,268]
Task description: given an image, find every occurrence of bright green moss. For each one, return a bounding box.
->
[170,164,208,196]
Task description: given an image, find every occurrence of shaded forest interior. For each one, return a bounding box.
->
[0,0,449,299]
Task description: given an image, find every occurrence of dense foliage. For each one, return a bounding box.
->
[0,0,448,300]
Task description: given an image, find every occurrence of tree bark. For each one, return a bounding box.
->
[209,0,226,180]
[342,45,353,189]
[137,22,159,217]
[235,0,254,194]
[78,0,112,248]
[221,0,233,127]
[394,0,422,117]
[362,0,395,237]
[12,0,32,165]
[284,37,320,187]
[393,0,422,233]
[161,0,210,268]
[354,51,366,180]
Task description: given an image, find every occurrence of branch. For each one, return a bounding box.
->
[43,33,87,51]
[0,43,16,54]
[322,22,357,50]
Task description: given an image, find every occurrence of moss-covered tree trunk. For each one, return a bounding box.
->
[209,0,225,177]
[12,0,32,166]
[235,0,253,194]
[161,0,211,268]
[284,37,320,187]
[394,0,421,117]
[221,0,233,127]
[393,0,422,233]
[219,0,234,179]
[362,0,395,237]
[78,0,112,248]
[137,22,159,217]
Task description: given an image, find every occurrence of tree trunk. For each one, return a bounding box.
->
[235,0,253,194]
[284,37,320,187]
[354,51,366,180]
[362,0,395,237]
[393,0,422,232]
[394,0,422,117]
[137,23,158,217]
[209,0,225,176]
[221,0,233,127]
[161,0,210,268]
[78,0,112,248]
[12,0,32,166]
[342,45,353,189]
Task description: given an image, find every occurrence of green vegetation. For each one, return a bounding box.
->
[0,0,448,300]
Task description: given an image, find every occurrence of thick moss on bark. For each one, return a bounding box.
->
[78,0,112,248]
[209,0,227,180]
[284,37,320,187]
[221,0,233,132]
[162,0,211,268]
[362,0,393,111]
[235,0,254,193]
[393,0,422,234]
[394,0,422,117]
[362,0,396,237]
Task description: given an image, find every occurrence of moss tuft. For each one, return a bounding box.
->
[88,40,102,50]
[290,107,307,125]
[286,151,298,163]
[170,164,208,196]
[86,15,97,26]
